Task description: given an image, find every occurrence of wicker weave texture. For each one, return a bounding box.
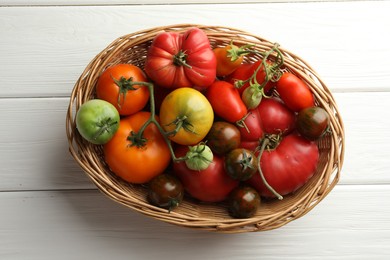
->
[66,24,345,233]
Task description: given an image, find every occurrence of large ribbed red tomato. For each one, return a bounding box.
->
[144,27,216,89]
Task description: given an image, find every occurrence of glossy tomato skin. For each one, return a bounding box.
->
[104,112,171,184]
[147,173,184,211]
[247,133,319,198]
[76,99,120,144]
[159,87,214,145]
[275,72,315,112]
[296,106,330,140]
[96,64,150,116]
[228,186,261,218]
[214,44,244,77]
[257,97,296,135]
[239,108,264,143]
[205,121,241,155]
[206,80,247,123]
[144,28,216,89]
[224,148,258,181]
[173,146,239,203]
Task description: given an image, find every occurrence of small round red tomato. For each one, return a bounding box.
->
[96,64,150,116]
[206,121,241,155]
[206,80,247,123]
[159,87,214,145]
[238,108,264,150]
[173,146,239,203]
[257,97,296,135]
[144,27,216,89]
[297,106,330,140]
[224,148,258,181]
[275,72,315,112]
[228,186,261,218]
[147,173,184,211]
[104,111,171,184]
[214,44,245,77]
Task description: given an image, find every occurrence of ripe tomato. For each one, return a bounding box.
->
[147,173,184,211]
[224,148,258,181]
[173,146,239,203]
[96,64,150,116]
[159,87,214,145]
[296,106,330,140]
[144,27,216,89]
[228,186,261,218]
[76,99,120,144]
[103,111,171,184]
[257,97,296,135]
[206,80,247,123]
[213,44,245,77]
[239,108,264,144]
[247,133,319,198]
[275,72,315,112]
[205,121,241,155]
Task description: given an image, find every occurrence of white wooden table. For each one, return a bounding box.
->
[1,0,389,259]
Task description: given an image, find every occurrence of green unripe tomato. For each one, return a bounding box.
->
[76,99,120,144]
[185,143,213,171]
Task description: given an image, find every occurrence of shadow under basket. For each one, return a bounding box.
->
[66,24,345,233]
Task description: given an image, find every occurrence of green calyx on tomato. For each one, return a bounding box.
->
[185,143,213,171]
[173,50,192,68]
[112,76,139,108]
[225,148,257,181]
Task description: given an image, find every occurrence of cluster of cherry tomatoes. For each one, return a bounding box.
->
[75,27,330,218]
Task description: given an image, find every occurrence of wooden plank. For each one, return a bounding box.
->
[0,92,389,191]
[0,185,389,259]
[0,1,389,98]
[0,0,337,6]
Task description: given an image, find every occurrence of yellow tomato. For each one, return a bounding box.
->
[159,87,214,145]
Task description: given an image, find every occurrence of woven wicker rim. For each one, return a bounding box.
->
[66,24,345,233]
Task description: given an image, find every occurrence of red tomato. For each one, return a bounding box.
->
[173,146,239,202]
[96,64,150,116]
[103,112,171,184]
[247,133,319,198]
[144,28,216,89]
[257,97,296,135]
[275,72,315,112]
[239,108,264,143]
[206,80,247,123]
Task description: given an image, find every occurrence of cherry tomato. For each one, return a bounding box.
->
[96,64,150,116]
[296,106,330,140]
[76,99,120,145]
[205,121,241,155]
[103,111,171,184]
[213,44,245,77]
[275,72,315,112]
[224,148,258,181]
[159,87,214,145]
[228,186,261,218]
[206,80,247,123]
[147,173,184,211]
[173,146,239,203]
[144,27,216,89]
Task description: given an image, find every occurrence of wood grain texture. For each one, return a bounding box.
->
[0,186,389,259]
[0,1,389,98]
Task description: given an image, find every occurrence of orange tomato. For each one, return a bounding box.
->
[103,111,171,184]
[96,64,150,116]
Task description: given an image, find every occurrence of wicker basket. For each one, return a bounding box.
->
[66,24,345,233]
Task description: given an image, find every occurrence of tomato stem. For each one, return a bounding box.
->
[257,138,283,200]
[173,50,192,69]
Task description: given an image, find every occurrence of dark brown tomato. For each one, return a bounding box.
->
[224,148,257,181]
[296,106,330,140]
[147,173,184,211]
[228,186,261,218]
[206,121,241,155]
